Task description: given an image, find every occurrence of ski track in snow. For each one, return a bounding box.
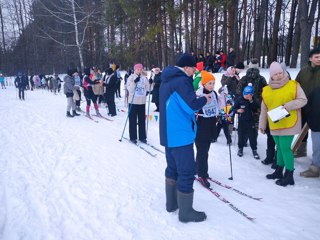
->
[0,70,320,240]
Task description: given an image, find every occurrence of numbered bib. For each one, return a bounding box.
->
[135,80,146,96]
[202,92,218,118]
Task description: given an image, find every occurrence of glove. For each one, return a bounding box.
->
[149,78,153,84]
[134,76,140,83]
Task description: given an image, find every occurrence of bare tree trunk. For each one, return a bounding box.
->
[253,0,267,63]
[290,0,301,68]
[239,0,247,62]
[194,0,199,51]
[285,0,298,66]
[315,2,320,48]
[0,6,4,50]
[269,0,282,64]
[71,0,84,70]
[183,0,190,52]
[227,0,235,49]
[262,1,269,68]
[233,0,239,59]
[300,0,318,68]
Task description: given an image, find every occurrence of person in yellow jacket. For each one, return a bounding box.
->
[259,62,307,187]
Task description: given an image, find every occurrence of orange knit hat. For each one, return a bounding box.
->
[201,70,215,85]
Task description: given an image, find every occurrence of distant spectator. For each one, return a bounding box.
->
[205,51,214,72]
[191,50,198,63]
[0,72,5,89]
[227,47,236,67]
[219,50,227,72]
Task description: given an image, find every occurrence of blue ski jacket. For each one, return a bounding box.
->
[159,66,207,147]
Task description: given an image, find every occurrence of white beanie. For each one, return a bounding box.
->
[269,62,283,77]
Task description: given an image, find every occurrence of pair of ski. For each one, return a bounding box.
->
[122,137,164,157]
[85,114,113,123]
[196,178,262,221]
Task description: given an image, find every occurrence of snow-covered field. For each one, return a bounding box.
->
[0,69,319,240]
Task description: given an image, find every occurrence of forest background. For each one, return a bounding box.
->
[0,0,319,75]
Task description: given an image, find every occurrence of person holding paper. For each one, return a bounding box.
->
[259,62,307,187]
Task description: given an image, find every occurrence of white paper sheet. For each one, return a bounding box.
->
[267,106,290,123]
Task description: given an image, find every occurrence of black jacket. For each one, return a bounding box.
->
[151,72,161,104]
[306,86,320,132]
[14,76,27,88]
[231,96,259,123]
[104,73,117,102]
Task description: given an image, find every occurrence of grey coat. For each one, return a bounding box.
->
[63,75,76,95]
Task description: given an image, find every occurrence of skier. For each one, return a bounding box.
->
[82,67,102,117]
[159,53,211,223]
[126,63,149,144]
[195,70,219,188]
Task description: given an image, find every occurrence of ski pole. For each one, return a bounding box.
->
[119,84,137,142]
[146,81,152,137]
[228,126,234,180]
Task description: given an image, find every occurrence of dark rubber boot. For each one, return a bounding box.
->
[266,165,284,180]
[73,110,80,116]
[276,169,295,186]
[165,178,178,212]
[177,191,206,223]
[66,111,74,118]
[261,149,275,165]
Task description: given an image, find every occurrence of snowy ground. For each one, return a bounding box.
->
[0,69,319,240]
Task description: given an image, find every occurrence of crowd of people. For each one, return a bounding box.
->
[160,48,320,223]
[2,47,319,224]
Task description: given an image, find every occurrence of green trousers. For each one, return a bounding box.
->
[273,135,294,171]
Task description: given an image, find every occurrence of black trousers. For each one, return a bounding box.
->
[195,140,211,178]
[129,104,146,141]
[215,121,231,142]
[238,121,257,150]
[18,87,25,100]
[266,126,275,151]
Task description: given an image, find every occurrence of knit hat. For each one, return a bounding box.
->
[68,68,78,76]
[106,68,114,75]
[196,61,204,71]
[243,83,254,95]
[201,70,215,86]
[269,61,283,77]
[134,63,143,70]
[249,58,259,69]
[176,53,196,67]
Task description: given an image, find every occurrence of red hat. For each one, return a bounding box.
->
[196,62,204,71]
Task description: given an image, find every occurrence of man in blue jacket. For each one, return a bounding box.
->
[159,53,211,223]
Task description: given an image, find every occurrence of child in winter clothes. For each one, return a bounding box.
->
[259,62,307,186]
[63,69,80,117]
[213,86,233,144]
[195,71,219,188]
[127,63,150,143]
[231,83,260,159]
[82,67,102,117]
